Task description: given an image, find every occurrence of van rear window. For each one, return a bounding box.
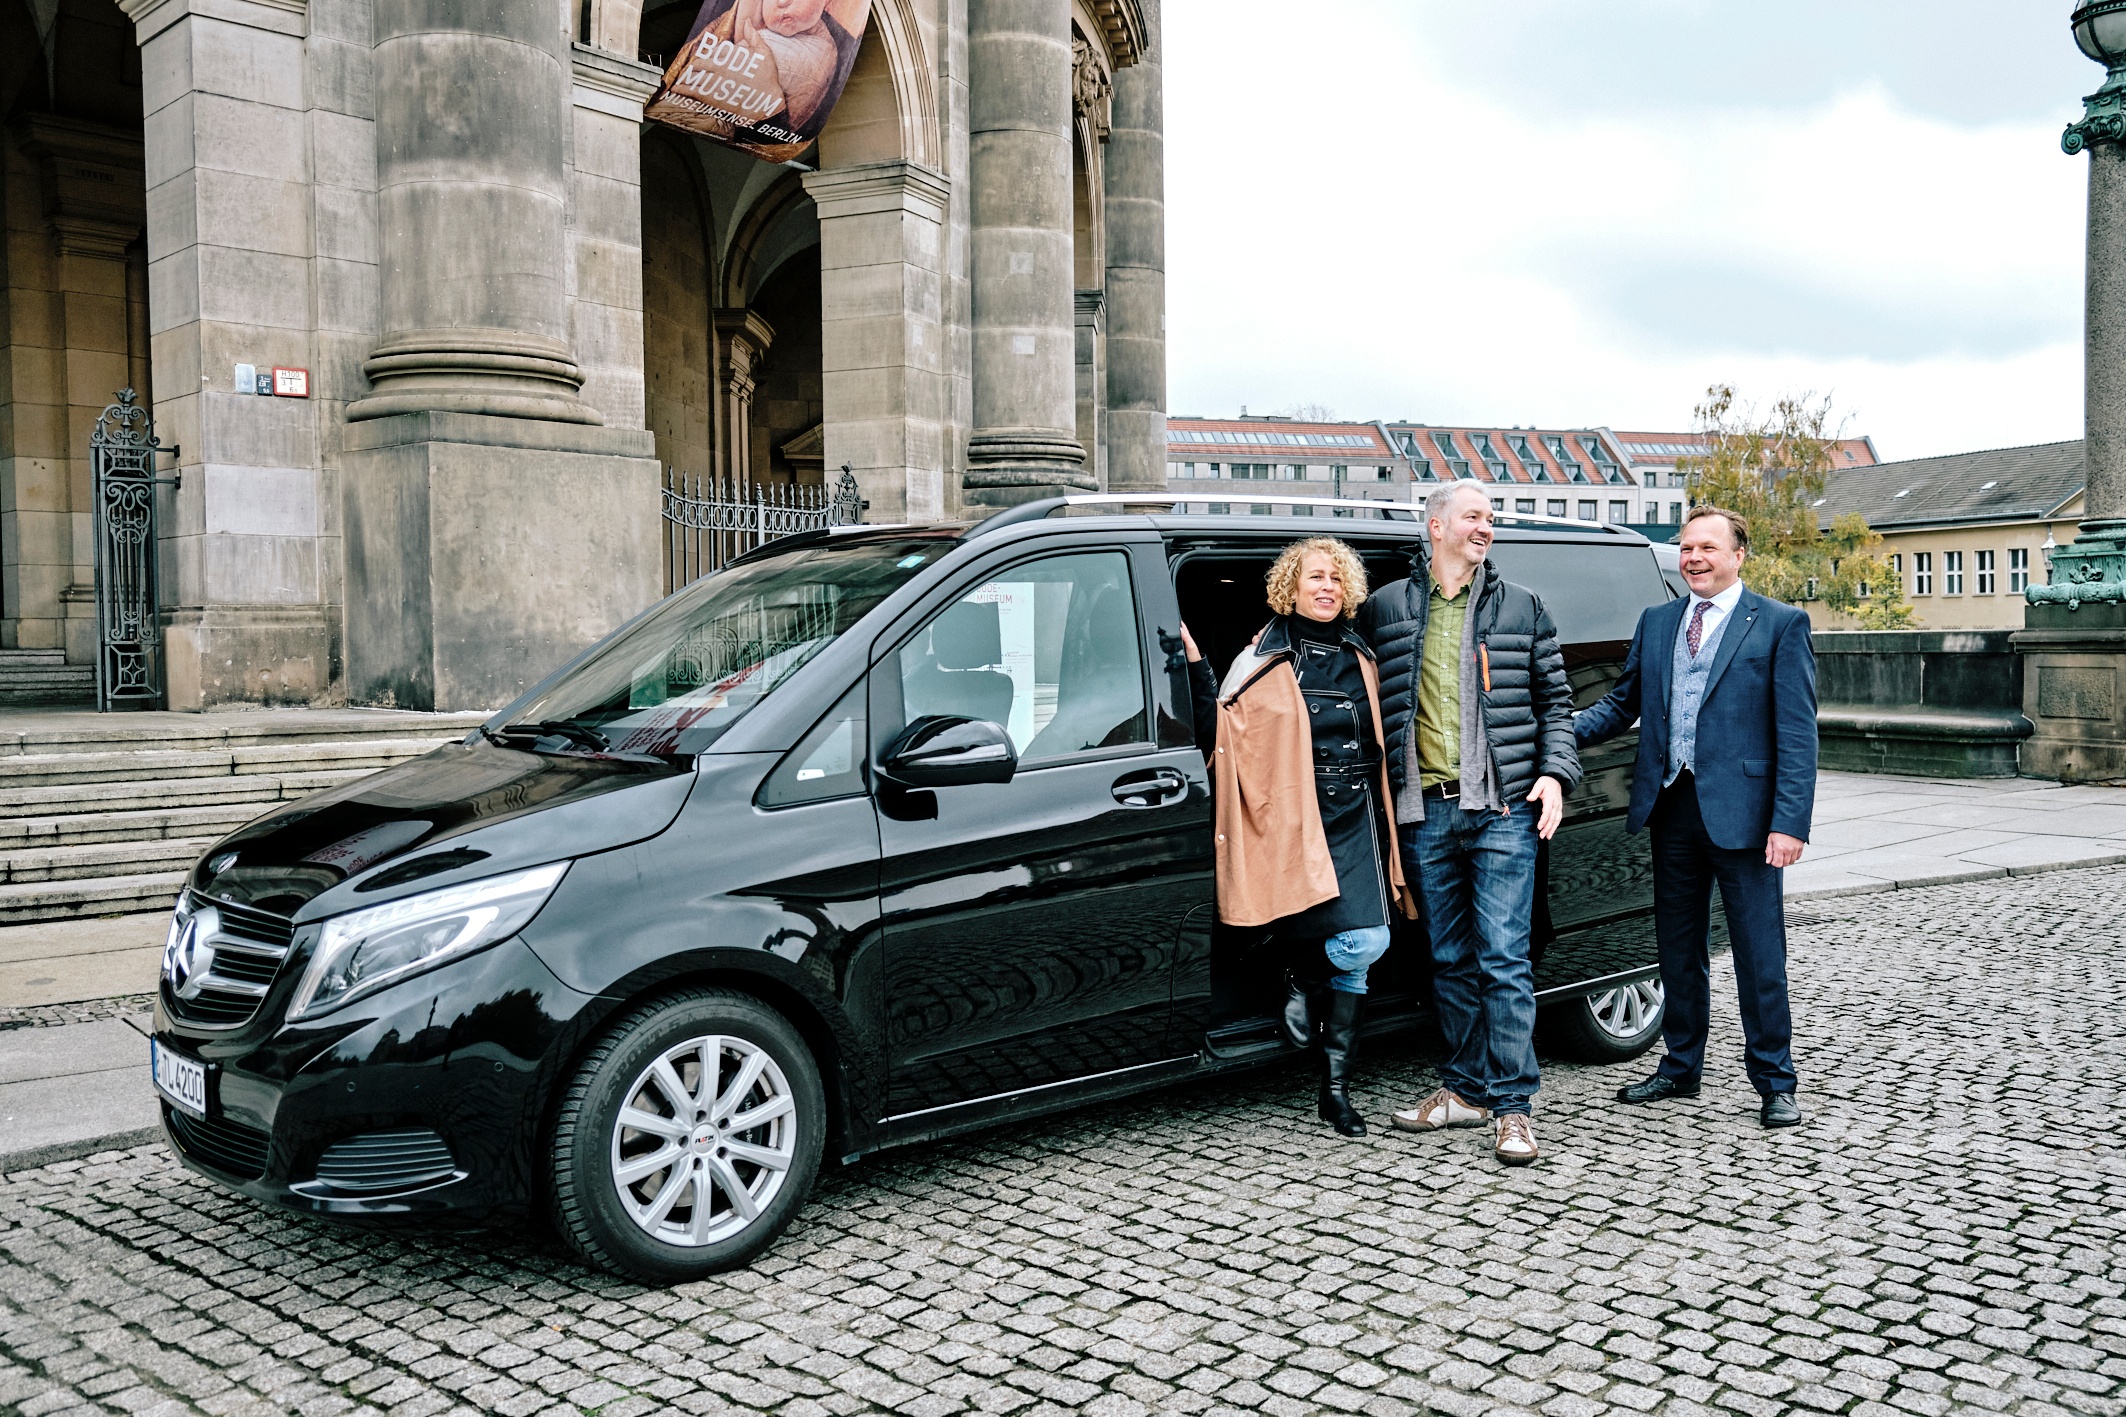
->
[1486,540,1669,644]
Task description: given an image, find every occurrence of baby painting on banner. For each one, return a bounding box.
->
[645,0,872,163]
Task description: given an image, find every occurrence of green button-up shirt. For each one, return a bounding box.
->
[1416,579,1468,788]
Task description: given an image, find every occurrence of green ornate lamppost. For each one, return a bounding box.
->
[2036,0,2126,607]
[2012,3,2126,781]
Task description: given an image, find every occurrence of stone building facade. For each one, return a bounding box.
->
[0,0,1166,711]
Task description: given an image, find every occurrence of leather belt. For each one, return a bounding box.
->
[1422,778,1461,800]
[1313,759,1381,779]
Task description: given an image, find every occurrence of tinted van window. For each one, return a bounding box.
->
[1487,539,1668,644]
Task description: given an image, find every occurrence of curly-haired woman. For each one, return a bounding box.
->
[1183,537,1418,1136]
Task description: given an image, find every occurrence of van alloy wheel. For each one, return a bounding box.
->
[1535,975,1666,1064]
[611,1034,797,1248]
[1589,979,1664,1041]
[551,988,823,1283]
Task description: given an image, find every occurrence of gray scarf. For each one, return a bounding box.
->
[1396,558,1499,823]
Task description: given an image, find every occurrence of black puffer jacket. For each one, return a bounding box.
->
[1358,547,1582,808]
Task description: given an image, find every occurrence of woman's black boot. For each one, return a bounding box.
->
[1280,968,1326,1050]
[1317,990,1366,1136]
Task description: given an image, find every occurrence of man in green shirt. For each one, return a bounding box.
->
[1357,482,1581,1166]
[1416,578,1468,791]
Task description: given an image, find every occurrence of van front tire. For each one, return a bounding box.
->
[550,988,824,1283]
[1538,977,1666,1064]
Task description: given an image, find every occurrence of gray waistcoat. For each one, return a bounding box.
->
[1666,599,1730,784]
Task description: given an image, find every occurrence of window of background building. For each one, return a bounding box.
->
[1914,552,1932,595]
[1491,498,1505,512]
[1576,500,1597,521]
[1547,499,1567,518]
[1668,502,1684,524]
[1944,550,1964,595]
[1376,466,1391,481]
[2010,548,2030,593]
[1209,463,1222,477]
[1331,465,1347,484]
[1515,498,1536,514]
[1608,501,1629,524]
[1976,549,1995,595]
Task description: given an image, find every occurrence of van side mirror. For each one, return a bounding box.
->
[878,715,1017,789]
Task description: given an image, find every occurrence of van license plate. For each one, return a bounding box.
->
[150,1039,208,1118]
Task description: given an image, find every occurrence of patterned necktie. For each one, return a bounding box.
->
[1687,598,1712,659]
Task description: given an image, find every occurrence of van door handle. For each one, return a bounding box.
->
[1112,768,1187,807]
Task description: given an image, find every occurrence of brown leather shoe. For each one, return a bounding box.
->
[1391,1088,1488,1132]
[1493,1113,1538,1166]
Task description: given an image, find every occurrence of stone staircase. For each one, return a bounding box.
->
[0,709,490,925]
[0,651,95,707]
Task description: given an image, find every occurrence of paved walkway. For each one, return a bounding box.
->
[1,770,2121,1171]
[1,866,2120,1417]
[1793,772,2126,899]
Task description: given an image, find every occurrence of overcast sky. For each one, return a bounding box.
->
[1162,1,2092,460]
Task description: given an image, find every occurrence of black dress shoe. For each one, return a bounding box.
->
[1616,1074,1700,1104]
[1760,1092,1802,1128]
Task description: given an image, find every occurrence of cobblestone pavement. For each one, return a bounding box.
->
[0,994,155,1031]
[2,870,2121,1417]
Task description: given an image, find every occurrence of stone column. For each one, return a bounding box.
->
[2016,57,2126,779]
[1073,288,1105,487]
[713,309,774,486]
[347,0,596,425]
[336,1,661,711]
[962,0,1090,507]
[1102,0,1166,495]
[122,0,333,709]
[803,160,950,522]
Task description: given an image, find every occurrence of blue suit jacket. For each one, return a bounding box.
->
[1574,588,1818,850]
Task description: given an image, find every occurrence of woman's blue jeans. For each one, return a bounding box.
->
[1323,925,1392,994]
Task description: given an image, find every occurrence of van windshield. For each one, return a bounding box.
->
[493,536,946,761]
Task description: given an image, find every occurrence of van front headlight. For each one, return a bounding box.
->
[288,862,569,1021]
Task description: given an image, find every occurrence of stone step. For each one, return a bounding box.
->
[0,736,451,788]
[0,766,375,821]
[0,669,93,684]
[0,870,187,925]
[0,801,266,850]
[0,836,214,884]
[0,709,487,758]
[0,650,69,667]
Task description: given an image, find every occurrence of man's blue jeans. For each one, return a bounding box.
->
[1402,795,1541,1117]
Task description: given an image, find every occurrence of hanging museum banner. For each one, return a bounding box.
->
[643,0,873,164]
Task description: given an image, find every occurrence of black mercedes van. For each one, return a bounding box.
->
[149,496,1675,1283]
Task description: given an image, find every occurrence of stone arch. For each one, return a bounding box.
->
[719,169,811,309]
[640,128,715,479]
[590,0,938,169]
[0,0,147,672]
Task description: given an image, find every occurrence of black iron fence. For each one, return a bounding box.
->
[90,389,179,711]
[662,465,865,592]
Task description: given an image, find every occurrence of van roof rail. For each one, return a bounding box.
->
[967,493,1650,543]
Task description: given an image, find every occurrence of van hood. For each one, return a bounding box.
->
[188,739,698,923]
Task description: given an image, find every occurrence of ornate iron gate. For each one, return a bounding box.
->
[662,465,866,591]
[91,389,179,710]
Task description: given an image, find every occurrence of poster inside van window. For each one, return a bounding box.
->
[643,0,874,164]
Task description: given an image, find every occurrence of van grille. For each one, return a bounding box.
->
[309,1130,459,1194]
[165,1106,272,1180]
[163,894,298,1030]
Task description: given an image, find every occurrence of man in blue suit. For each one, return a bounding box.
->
[1575,506,1816,1128]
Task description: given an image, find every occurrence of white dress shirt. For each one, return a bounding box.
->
[1685,578,1745,651]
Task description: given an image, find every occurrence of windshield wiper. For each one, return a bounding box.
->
[492,720,611,753]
